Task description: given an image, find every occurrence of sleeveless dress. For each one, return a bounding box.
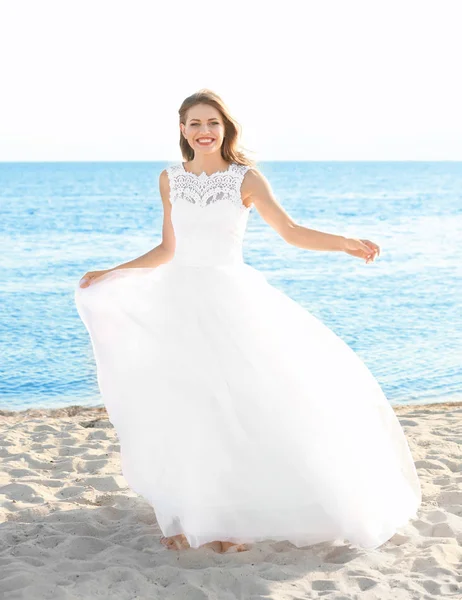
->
[74,161,421,550]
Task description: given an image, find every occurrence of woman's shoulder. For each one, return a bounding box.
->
[231,162,262,179]
[159,163,183,185]
[238,163,264,184]
[239,165,272,204]
[163,162,183,174]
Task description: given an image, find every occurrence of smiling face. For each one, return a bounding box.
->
[180,103,226,156]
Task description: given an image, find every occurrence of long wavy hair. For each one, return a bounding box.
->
[178,89,256,167]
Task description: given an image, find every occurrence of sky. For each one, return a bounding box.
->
[0,0,461,162]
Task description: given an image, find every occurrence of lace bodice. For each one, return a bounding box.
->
[166,162,252,267]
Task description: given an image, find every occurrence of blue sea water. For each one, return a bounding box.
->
[1,161,461,412]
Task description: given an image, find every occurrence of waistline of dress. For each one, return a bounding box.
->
[168,257,246,269]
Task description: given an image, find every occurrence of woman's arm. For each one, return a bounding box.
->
[110,170,176,270]
[79,170,176,287]
[241,168,379,262]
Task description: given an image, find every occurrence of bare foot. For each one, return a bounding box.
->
[160,534,190,550]
[160,535,222,553]
[220,541,250,553]
[160,535,250,553]
[200,540,223,552]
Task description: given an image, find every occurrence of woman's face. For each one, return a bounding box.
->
[180,104,226,156]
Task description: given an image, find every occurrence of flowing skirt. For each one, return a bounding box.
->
[74,261,421,549]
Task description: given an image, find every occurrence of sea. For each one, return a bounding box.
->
[1,161,461,411]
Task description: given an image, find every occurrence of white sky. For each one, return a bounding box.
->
[0,0,461,161]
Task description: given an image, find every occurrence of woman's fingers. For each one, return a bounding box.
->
[345,238,381,263]
[79,270,111,287]
[79,272,95,288]
[362,239,381,257]
[360,242,372,256]
[359,240,380,263]
[361,240,374,255]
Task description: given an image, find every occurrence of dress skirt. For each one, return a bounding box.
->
[74,261,421,549]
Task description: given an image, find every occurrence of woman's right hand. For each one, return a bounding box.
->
[344,238,380,264]
[79,269,113,288]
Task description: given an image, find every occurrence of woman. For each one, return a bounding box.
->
[75,88,421,554]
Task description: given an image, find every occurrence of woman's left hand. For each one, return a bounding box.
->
[344,238,381,264]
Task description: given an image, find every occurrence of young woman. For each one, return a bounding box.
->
[75,88,421,554]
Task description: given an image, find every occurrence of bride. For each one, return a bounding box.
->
[75,88,421,553]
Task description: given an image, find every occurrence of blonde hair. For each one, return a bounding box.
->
[178,89,256,167]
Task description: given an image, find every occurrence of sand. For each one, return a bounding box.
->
[0,401,461,600]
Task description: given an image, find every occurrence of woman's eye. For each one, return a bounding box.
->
[190,122,220,126]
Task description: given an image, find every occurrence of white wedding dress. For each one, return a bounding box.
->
[74,161,421,550]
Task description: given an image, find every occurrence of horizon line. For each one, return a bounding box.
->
[1,159,462,164]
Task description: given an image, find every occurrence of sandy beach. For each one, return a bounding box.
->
[0,401,461,599]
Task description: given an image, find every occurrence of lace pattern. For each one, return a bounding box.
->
[166,162,251,211]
